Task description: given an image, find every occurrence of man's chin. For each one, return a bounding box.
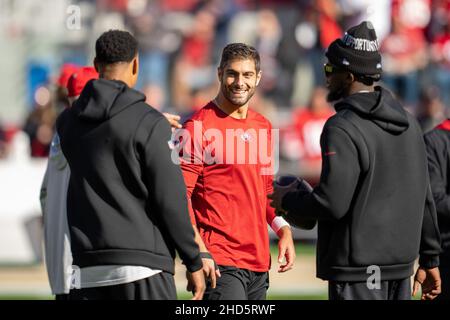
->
[226,96,249,107]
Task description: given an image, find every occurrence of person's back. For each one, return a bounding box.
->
[58,79,180,269]
[313,87,432,279]
[57,30,204,300]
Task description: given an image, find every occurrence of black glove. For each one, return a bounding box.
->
[274,175,317,230]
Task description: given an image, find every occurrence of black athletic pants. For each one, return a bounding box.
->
[203,266,269,300]
[328,278,411,300]
[67,271,176,300]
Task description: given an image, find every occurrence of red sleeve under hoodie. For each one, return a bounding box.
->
[179,101,276,272]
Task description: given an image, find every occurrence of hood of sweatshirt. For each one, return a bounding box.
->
[334,86,409,134]
[72,79,145,122]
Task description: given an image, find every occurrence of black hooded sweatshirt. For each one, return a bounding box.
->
[57,79,202,274]
[282,86,441,281]
[424,120,450,265]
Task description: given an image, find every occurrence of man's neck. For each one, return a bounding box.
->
[100,69,132,88]
[214,94,248,120]
[348,83,375,96]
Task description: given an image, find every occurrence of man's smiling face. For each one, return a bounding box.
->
[218,58,261,107]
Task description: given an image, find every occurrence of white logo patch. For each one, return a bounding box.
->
[168,140,179,150]
[240,133,252,142]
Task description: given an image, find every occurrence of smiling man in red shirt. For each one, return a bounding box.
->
[178,43,295,300]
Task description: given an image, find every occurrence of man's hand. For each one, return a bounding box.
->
[201,255,221,288]
[268,181,298,215]
[191,226,221,289]
[413,267,441,300]
[186,269,206,300]
[276,226,295,273]
[163,112,182,131]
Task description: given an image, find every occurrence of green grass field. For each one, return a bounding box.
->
[0,244,325,300]
[270,241,316,256]
[0,293,328,300]
[0,242,426,301]
[177,292,327,300]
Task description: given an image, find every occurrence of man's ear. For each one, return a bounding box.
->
[217,67,223,81]
[256,70,262,86]
[343,72,355,86]
[93,58,99,73]
[132,57,138,75]
[346,72,355,85]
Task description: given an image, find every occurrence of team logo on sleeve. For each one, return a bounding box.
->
[167,139,179,150]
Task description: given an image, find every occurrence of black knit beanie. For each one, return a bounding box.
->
[326,21,382,76]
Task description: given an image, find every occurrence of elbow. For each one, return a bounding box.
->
[315,198,348,221]
[330,208,347,221]
[322,206,347,221]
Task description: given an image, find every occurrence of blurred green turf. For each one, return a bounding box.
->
[5,243,425,301]
[270,242,316,256]
[0,243,319,300]
[0,293,328,300]
[176,292,327,300]
[0,295,54,300]
[0,291,423,300]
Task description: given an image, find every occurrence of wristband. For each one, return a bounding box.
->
[199,252,218,270]
[200,252,213,259]
[271,216,290,233]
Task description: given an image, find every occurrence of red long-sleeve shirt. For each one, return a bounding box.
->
[179,102,276,272]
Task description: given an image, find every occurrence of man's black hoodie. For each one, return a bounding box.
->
[57,79,202,274]
[425,120,450,265]
[283,86,441,281]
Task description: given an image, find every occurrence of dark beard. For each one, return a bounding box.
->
[327,88,345,102]
[223,86,256,107]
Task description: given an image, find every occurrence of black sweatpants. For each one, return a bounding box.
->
[67,271,176,300]
[328,278,411,300]
[203,266,269,300]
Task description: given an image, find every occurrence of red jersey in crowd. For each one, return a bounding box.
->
[432,33,450,69]
[292,108,333,162]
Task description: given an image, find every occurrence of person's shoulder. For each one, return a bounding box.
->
[59,105,73,119]
[129,103,169,137]
[425,122,450,145]
[323,111,351,129]
[133,101,164,121]
[55,107,73,133]
[321,111,365,143]
[183,102,217,129]
[189,102,216,121]
[248,109,273,129]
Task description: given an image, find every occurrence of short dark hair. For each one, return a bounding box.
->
[95,30,138,65]
[219,43,260,72]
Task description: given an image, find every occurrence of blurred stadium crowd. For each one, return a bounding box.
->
[1,0,450,184]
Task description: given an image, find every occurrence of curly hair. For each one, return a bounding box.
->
[95,30,138,64]
[219,43,260,72]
